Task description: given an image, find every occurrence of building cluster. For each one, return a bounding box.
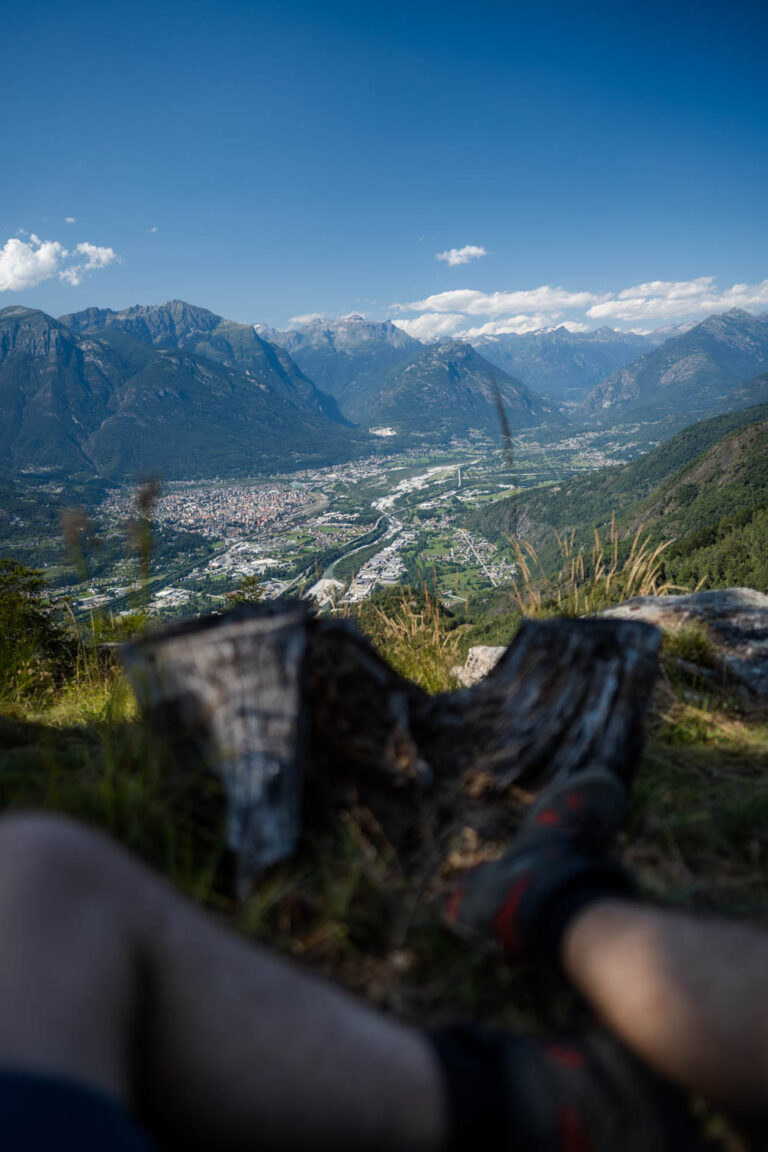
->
[285,452,400,488]
[83,449,528,618]
[450,528,518,587]
[149,586,191,611]
[342,529,417,603]
[199,540,282,577]
[372,463,461,512]
[100,483,313,539]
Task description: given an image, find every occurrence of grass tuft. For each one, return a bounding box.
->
[350,586,462,693]
[508,515,683,618]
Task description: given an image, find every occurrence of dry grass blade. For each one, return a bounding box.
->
[507,516,686,618]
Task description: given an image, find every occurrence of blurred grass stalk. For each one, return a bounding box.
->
[508,514,682,618]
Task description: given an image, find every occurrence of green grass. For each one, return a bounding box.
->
[631,690,768,916]
[660,622,717,669]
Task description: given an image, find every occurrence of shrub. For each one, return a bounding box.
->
[0,559,72,703]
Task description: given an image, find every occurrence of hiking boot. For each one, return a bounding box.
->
[433,1024,703,1152]
[444,768,634,961]
[510,1028,702,1151]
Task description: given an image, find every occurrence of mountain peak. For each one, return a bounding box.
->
[0,307,65,359]
[0,305,52,321]
[583,308,768,417]
[286,315,419,353]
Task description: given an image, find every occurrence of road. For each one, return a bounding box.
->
[322,516,387,579]
[337,458,479,599]
[454,528,497,587]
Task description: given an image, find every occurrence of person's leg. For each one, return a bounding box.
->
[563,899,768,1117]
[0,812,447,1152]
[445,766,768,1124]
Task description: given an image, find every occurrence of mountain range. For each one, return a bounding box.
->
[582,309,768,418]
[269,310,768,426]
[0,305,363,479]
[468,326,655,403]
[62,300,350,426]
[258,315,419,413]
[263,315,558,434]
[0,303,559,480]
[3,298,768,483]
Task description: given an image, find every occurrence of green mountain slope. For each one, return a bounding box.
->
[623,419,768,540]
[471,404,768,592]
[664,503,768,591]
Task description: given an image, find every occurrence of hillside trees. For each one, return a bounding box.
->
[0,559,72,700]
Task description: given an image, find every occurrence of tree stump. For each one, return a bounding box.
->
[425,617,661,790]
[122,604,661,890]
[122,604,309,888]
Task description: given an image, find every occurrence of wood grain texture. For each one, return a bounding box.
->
[123,604,661,887]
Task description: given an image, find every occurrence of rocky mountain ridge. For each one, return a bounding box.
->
[469,325,655,402]
[0,306,362,479]
[62,300,349,426]
[263,313,558,431]
[261,314,421,415]
[582,309,768,418]
[346,338,560,434]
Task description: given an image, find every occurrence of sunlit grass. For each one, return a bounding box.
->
[351,587,463,693]
[508,514,683,618]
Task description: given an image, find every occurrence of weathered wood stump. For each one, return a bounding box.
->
[425,617,661,790]
[122,604,661,890]
[122,604,309,887]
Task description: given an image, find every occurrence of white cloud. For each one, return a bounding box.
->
[75,242,117,270]
[0,236,67,291]
[436,245,488,267]
[0,233,118,291]
[148,226,158,234]
[392,313,466,341]
[65,216,76,224]
[289,312,326,326]
[461,313,559,337]
[403,285,604,316]
[587,277,768,322]
[59,243,118,286]
[392,275,768,338]
[616,277,713,301]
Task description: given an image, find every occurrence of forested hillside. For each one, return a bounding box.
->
[468,403,768,591]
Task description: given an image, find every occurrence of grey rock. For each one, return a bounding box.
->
[453,644,506,687]
[602,588,768,698]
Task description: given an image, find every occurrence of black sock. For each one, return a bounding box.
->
[429,1025,510,1152]
[538,868,636,970]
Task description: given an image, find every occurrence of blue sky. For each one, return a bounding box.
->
[2,0,767,335]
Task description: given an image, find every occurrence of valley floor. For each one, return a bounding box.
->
[16,423,653,621]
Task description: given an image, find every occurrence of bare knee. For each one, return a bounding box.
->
[0,811,125,910]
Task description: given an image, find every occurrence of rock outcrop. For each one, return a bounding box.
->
[602,588,768,699]
[454,589,768,699]
[453,645,506,687]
